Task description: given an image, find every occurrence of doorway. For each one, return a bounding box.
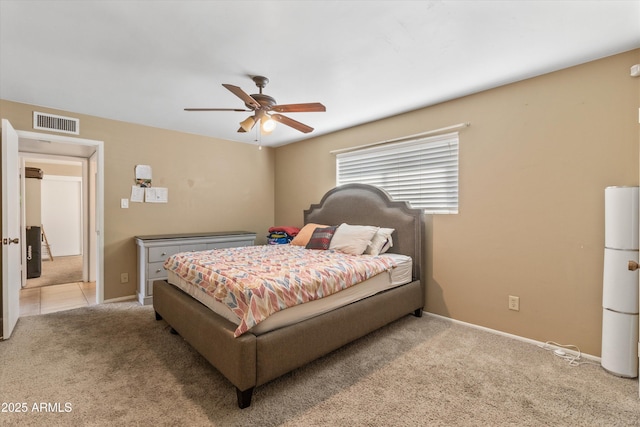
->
[16,131,104,313]
[19,156,94,314]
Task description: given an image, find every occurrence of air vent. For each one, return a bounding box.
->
[33,111,79,135]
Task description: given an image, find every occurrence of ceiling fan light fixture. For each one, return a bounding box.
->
[261,117,276,133]
[239,116,256,132]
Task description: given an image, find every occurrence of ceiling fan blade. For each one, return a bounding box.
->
[271,113,314,133]
[271,103,326,113]
[184,108,251,112]
[222,84,261,109]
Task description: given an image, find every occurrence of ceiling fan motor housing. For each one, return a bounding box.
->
[247,93,276,111]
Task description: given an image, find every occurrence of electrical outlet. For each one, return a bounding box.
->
[120,273,129,284]
[508,295,520,311]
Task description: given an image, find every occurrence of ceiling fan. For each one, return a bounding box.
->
[185,75,326,134]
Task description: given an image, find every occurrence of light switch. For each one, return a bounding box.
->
[121,198,129,209]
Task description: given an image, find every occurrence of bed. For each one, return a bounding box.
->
[152,183,425,408]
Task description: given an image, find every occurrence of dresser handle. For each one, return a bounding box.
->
[156,269,162,273]
[161,252,167,256]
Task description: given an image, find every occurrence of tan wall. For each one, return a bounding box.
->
[1,100,275,301]
[274,49,640,356]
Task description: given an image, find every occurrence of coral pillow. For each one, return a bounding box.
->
[290,223,330,246]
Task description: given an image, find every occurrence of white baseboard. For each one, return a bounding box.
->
[425,312,601,362]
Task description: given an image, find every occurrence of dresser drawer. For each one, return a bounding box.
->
[148,245,181,262]
[147,261,168,279]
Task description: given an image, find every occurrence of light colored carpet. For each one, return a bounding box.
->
[0,302,638,426]
[24,255,83,288]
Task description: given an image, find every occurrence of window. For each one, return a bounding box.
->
[336,132,459,214]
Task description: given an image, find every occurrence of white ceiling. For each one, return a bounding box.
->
[1,1,639,148]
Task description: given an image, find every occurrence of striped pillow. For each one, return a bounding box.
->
[305,226,337,250]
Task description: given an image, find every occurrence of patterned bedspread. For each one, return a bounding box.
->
[163,245,397,337]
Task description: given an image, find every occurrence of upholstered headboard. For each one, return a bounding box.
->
[304,184,424,283]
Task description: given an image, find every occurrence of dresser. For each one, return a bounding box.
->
[135,231,256,305]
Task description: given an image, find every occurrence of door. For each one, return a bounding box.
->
[2,119,21,339]
[42,175,83,257]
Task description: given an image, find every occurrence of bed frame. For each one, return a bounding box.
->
[153,183,425,408]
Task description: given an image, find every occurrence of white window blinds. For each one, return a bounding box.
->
[336,132,459,214]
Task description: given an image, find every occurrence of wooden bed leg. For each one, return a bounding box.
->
[413,308,423,317]
[155,311,163,321]
[236,387,254,409]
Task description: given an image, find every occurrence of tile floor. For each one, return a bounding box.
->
[20,282,96,316]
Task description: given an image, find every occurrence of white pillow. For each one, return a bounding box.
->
[329,224,379,255]
[365,228,394,256]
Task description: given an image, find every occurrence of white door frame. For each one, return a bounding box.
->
[17,130,104,304]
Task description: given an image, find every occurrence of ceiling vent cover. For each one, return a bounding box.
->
[33,111,79,135]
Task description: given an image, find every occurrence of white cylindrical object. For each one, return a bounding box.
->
[603,248,639,313]
[605,186,639,250]
[601,309,639,378]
